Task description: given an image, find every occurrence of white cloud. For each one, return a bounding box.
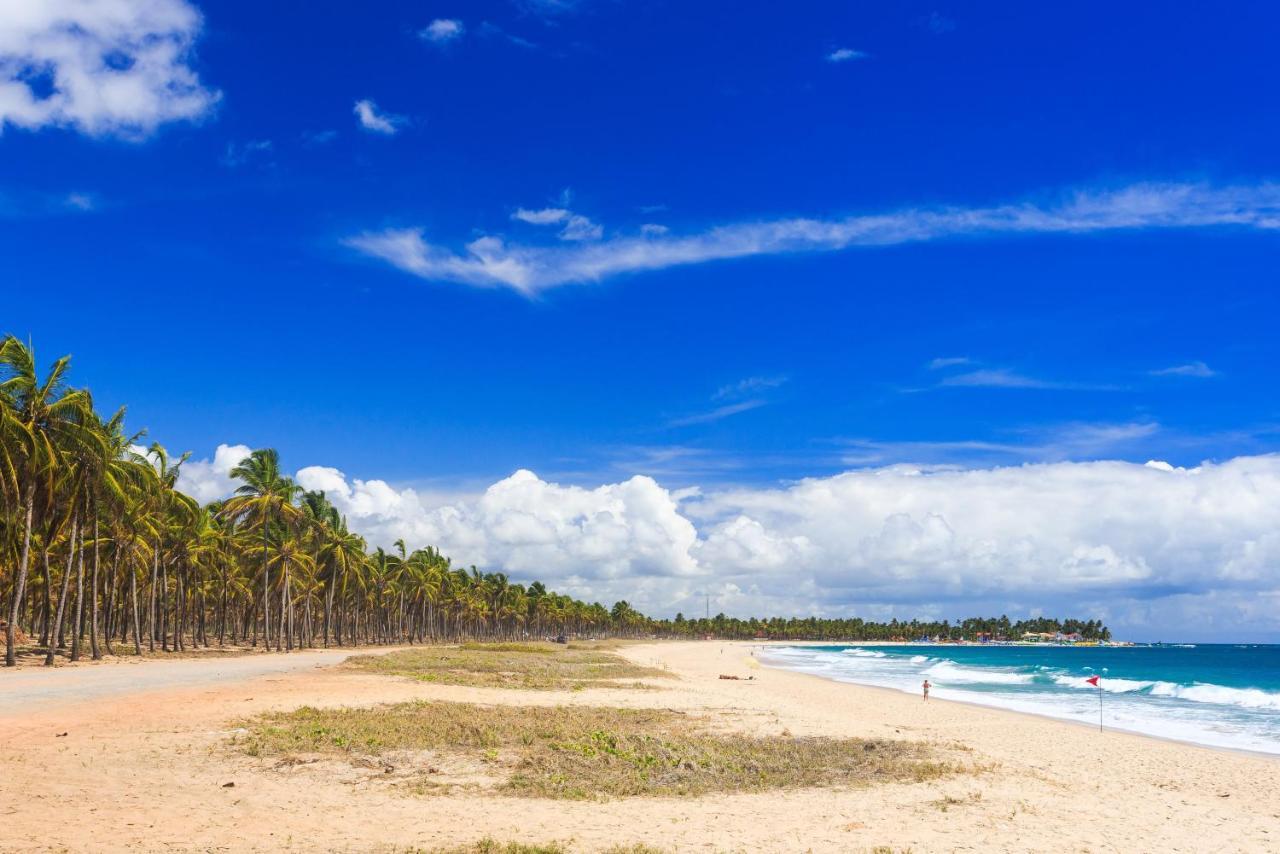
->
[1151,361,1218,378]
[513,207,571,225]
[640,223,669,236]
[174,443,251,504]
[64,192,94,210]
[0,0,219,139]
[714,376,788,400]
[353,99,403,134]
[841,421,1162,466]
[667,399,766,428]
[512,206,603,242]
[827,48,867,63]
[179,446,1280,638]
[296,467,701,584]
[420,18,464,44]
[939,368,1056,389]
[927,356,971,370]
[347,181,1280,295]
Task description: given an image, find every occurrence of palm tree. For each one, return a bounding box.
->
[221,449,300,650]
[1,337,100,667]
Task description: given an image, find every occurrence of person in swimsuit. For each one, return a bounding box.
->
[922,679,931,702]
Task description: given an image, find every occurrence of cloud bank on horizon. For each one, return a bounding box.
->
[346,181,1280,295]
[179,444,1280,640]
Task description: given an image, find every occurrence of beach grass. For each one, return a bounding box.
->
[235,701,959,799]
[343,642,671,691]
[406,843,666,854]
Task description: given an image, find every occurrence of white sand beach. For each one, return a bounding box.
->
[2,641,1277,853]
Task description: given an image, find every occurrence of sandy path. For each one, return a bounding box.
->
[1,641,1277,853]
[0,649,362,717]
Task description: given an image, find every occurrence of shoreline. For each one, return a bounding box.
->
[755,648,1280,762]
[754,641,1280,759]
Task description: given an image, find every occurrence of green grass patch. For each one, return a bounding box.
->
[344,643,669,690]
[235,701,962,800]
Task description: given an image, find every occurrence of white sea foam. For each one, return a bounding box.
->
[759,645,1280,755]
[923,661,1033,685]
[842,648,886,658]
[1148,681,1280,710]
[1051,674,1154,693]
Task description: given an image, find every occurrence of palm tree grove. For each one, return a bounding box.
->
[0,337,1107,667]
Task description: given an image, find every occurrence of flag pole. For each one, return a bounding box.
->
[1097,666,1108,732]
[1097,676,1103,732]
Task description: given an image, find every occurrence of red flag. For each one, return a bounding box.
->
[1086,675,1100,687]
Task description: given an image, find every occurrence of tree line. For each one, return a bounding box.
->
[1,336,1109,667]
[0,337,651,667]
[655,614,1111,641]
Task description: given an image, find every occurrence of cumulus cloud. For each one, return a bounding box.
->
[176,443,251,504]
[353,99,404,134]
[183,447,1280,638]
[420,18,464,44]
[0,0,219,138]
[295,467,701,584]
[346,181,1280,295]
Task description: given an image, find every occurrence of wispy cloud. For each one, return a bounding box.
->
[477,21,538,50]
[1151,361,1218,378]
[668,400,766,428]
[841,421,1161,466]
[512,206,602,241]
[64,192,95,211]
[927,356,972,370]
[220,139,272,168]
[714,376,788,400]
[420,18,464,44]
[346,181,1280,296]
[353,99,405,135]
[302,129,338,146]
[938,368,1118,391]
[827,47,867,63]
[939,368,1056,389]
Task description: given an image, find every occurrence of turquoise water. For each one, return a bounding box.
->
[761,643,1280,754]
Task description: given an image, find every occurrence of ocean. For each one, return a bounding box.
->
[760,643,1280,755]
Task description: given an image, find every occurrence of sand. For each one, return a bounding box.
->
[1,640,1277,853]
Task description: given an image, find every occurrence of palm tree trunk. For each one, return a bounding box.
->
[261,523,270,650]
[90,516,102,660]
[70,532,86,662]
[103,546,119,656]
[147,545,158,652]
[130,562,143,656]
[4,489,36,667]
[47,517,78,666]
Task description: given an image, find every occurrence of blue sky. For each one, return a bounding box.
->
[3,1,1280,638]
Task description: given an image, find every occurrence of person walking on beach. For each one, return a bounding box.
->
[922,679,931,702]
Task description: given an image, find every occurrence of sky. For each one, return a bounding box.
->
[2,1,1279,641]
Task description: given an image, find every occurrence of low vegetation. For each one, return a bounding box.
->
[410,843,666,854]
[235,700,960,800]
[344,642,671,691]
